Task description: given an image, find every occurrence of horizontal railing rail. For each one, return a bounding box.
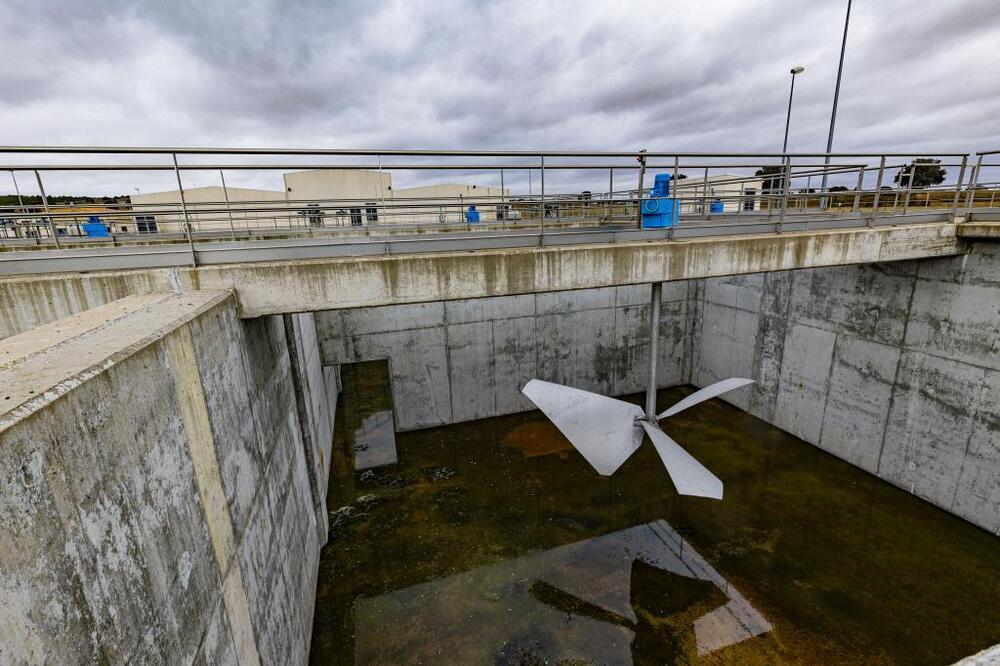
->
[0,146,992,268]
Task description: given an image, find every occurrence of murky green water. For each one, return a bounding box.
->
[311,361,1000,665]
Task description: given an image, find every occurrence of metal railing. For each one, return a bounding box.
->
[0,146,990,271]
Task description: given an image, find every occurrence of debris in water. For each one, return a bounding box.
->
[355,493,381,510]
[422,466,457,482]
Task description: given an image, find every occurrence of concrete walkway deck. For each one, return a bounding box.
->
[0,222,965,342]
[0,291,229,431]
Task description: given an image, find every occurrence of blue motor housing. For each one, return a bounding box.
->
[82,215,110,237]
[641,174,678,228]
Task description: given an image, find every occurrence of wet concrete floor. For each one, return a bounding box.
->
[311,361,1000,664]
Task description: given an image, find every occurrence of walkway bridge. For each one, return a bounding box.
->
[3,146,1000,332]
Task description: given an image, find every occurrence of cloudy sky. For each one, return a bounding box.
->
[2,0,999,194]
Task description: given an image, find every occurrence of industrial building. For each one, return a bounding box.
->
[130,185,289,233]
[128,169,508,233]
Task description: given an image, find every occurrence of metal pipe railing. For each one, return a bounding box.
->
[0,147,992,247]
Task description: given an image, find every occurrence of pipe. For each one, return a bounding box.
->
[645,281,662,419]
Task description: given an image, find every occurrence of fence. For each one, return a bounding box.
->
[0,146,992,253]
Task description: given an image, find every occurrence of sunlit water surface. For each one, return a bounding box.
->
[310,361,1000,665]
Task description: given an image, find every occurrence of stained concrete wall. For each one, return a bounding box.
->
[286,312,338,540]
[316,283,693,431]
[0,271,168,340]
[688,241,1000,534]
[0,293,335,663]
[0,222,964,340]
[315,240,999,535]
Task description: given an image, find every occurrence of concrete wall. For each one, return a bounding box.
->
[0,293,335,663]
[314,239,1000,535]
[0,271,168,341]
[316,283,692,431]
[172,222,965,317]
[0,222,964,340]
[688,241,1000,534]
[286,312,338,538]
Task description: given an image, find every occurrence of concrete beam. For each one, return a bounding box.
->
[958,222,1000,239]
[0,223,963,339]
[184,222,963,316]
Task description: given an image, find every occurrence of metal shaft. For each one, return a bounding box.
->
[645,281,662,419]
[607,167,613,222]
[10,171,24,241]
[219,169,236,240]
[172,152,196,266]
[539,156,545,235]
[34,169,60,249]
[636,150,647,229]
[820,0,853,201]
[499,168,505,226]
[782,72,797,153]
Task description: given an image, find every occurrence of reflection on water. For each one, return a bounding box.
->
[339,361,398,470]
[312,365,1000,664]
[353,520,770,663]
[352,410,397,470]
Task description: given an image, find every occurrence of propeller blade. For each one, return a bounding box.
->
[522,379,644,476]
[657,378,755,420]
[639,421,723,499]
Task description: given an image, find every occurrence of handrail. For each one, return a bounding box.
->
[0,145,975,157]
[0,146,993,254]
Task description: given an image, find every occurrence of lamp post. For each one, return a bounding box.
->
[782,66,805,153]
[820,0,852,205]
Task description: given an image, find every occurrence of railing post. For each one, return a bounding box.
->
[8,171,26,242]
[377,154,390,254]
[539,155,545,237]
[891,168,900,214]
[870,156,886,226]
[636,149,647,229]
[951,154,968,222]
[645,281,662,419]
[219,169,236,240]
[172,152,196,267]
[669,155,679,240]
[965,154,983,210]
[852,166,864,213]
[701,166,710,220]
[902,162,913,215]
[499,168,505,228]
[777,157,791,233]
[34,170,60,249]
[607,167,613,223]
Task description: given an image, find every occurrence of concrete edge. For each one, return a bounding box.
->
[952,643,1000,665]
[0,292,179,370]
[0,289,233,434]
[0,221,958,284]
[958,222,1000,239]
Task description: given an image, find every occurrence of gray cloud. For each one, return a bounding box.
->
[1,0,998,194]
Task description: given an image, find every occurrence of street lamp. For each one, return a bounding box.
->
[820,0,853,205]
[782,66,805,153]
